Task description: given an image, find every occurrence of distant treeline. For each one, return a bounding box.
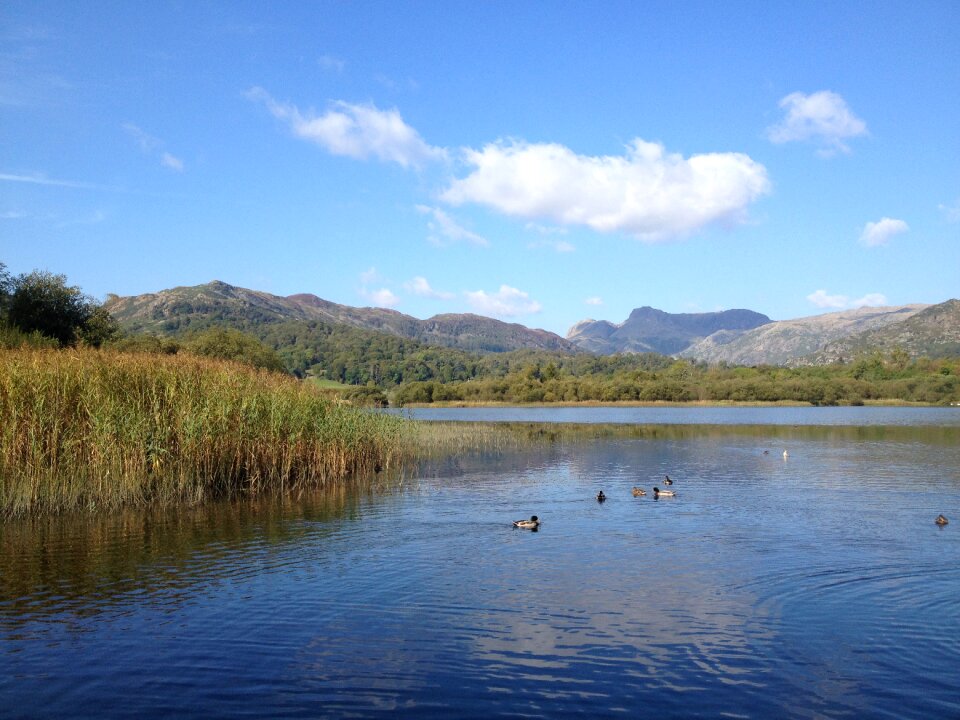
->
[391,352,960,406]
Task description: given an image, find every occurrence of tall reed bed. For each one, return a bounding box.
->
[0,348,408,516]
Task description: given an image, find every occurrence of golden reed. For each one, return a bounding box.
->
[0,348,409,516]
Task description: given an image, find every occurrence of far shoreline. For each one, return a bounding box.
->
[395,399,942,409]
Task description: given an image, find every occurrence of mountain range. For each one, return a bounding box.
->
[104,281,577,353]
[104,281,960,366]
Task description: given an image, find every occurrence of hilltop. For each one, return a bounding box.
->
[105,281,577,354]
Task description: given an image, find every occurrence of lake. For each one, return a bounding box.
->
[2,408,958,718]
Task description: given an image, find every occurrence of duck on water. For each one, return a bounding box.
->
[513,515,540,529]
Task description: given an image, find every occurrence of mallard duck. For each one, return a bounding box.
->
[663,475,673,486]
[513,515,540,529]
[653,486,675,497]
[935,514,949,526]
[632,486,646,497]
[597,490,607,502]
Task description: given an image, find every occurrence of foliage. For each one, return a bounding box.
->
[182,327,286,372]
[3,269,118,347]
[390,349,960,406]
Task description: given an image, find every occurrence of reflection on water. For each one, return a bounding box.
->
[2,422,959,719]
[393,404,960,426]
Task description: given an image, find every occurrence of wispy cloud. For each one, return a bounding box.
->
[939,198,960,223]
[465,285,542,318]
[359,267,380,285]
[528,238,575,253]
[404,276,454,300]
[247,87,446,168]
[767,90,867,155]
[161,152,184,172]
[123,123,184,172]
[442,138,769,241]
[0,171,120,191]
[859,217,908,247]
[807,289,887,310]
[358,267,399,308]
[415,205,489,247]
[318,55,345,73]
[585,296,603,306]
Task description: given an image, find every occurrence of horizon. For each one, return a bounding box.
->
[3,2,959,335]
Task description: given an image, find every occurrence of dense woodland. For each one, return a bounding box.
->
[3,263,958,407]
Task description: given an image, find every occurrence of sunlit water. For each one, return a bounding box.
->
[2,410,959,718]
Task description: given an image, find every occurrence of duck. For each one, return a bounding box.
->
[631,486,647,497]
[663,475,673,486]
[513,515,540,529]
[653,486,675,498]
[935,514,949,526]
[597,490,607,502]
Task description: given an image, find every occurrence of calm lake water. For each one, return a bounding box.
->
[2,408,959,718]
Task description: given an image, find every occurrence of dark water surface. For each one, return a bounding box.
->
[2,412,959,718]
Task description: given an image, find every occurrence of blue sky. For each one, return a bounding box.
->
[2,1,958,336]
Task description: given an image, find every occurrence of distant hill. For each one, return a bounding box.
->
[104,281,578,353]
[679,303,931,366]
[567,307,771,355]
[801,299,960,364]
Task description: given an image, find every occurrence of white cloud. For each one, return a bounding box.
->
[441,138,770,241]
[465,285,542,318]
[807,289,887,310]
[360,287,400,308]
[123,123,184,171]
[359,267,380,285]
[0,171,120,191]
[247,87,447,168]
[585,296,603,306]
[859,217,908,247]
[807,290,850,309]
[767,90,867,155]
[416,205,489,247]
[161,152,184,172]
[851,293,888,308]
[938,198,960,223]
[405,276,454,300]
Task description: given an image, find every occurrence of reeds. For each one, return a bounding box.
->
[0,348,408,516]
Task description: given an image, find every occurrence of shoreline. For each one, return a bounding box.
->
[397,399,940,409]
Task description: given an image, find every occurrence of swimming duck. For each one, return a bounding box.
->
[935,514,949,526]
[513,515,540,529]
[653,486,675,498]
[663,475,673,486]
[632,487,647,497]
[597,491,607,502]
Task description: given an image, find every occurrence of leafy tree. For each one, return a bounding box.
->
[7,270,114,347]
[183,327,286,372]
[0,262,11,320]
